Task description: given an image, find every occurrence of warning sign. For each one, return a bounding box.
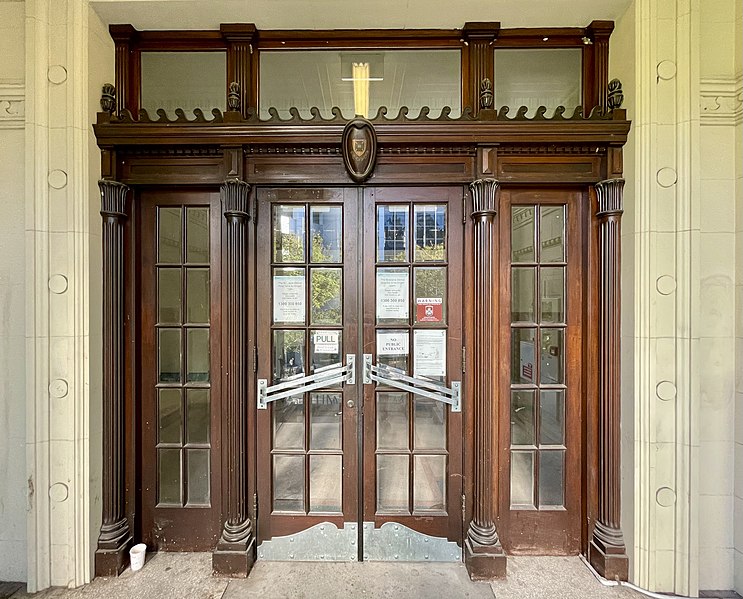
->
[416,297,443,323]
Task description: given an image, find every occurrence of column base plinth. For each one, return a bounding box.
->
[212,536,255,577]
[464,537,507,581]
[588,536,628,581]
[95,535,132,577]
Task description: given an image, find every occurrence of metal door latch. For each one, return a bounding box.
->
[362,354,461,412]
[257,354,355,409]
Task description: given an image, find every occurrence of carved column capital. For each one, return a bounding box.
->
[221,178,251,219]
[469,178,500,217]
[99,179,129,219]
[595,178,624,217]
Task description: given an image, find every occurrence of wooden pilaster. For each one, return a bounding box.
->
[212,178,255,576]
[221,24,257,119]
[464,178,506,580]
[462,23,500,116]
[109,25,138,116]
[95,179,132,576]
[583,21,614,111]
[589,178,628,580]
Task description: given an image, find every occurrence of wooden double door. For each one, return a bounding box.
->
[255,186,464,560]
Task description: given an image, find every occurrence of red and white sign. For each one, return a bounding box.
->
[416,297,443,323]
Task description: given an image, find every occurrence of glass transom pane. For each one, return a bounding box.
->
[141,52,226,118]
[260,50,461,119]
[494,48,582,116]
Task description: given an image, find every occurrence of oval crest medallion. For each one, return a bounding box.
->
[342,118,377,183]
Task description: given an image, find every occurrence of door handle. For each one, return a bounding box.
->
[257,354,356,409]
[362,353,461,412]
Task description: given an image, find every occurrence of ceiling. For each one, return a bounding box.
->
[90,0,632,31]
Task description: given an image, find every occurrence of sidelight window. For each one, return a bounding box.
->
[509,205,567,510]
[155,206,212,507]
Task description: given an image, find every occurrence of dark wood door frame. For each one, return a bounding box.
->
[94,108,630,581]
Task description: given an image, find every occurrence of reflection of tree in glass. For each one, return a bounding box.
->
[415,267,446,300]
[311,233,342,324]
[414,243,446,261]
[275,232,304,262]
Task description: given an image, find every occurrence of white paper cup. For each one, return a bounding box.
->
[130,543,147,571]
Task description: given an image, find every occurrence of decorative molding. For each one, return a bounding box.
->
[0,81,24,129]
[498,145,606,155]
[700,76,743,126]
[123,146,223,157]
[109,104,613,126]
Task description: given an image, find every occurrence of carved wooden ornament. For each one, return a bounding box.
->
[342,117,377,183]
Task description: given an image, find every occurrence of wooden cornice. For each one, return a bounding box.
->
[94,110,630,149]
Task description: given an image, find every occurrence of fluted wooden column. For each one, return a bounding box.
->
[465,178,506,580]
[589,178,628,580]
[95,179,132,576]
[213,178,255,576]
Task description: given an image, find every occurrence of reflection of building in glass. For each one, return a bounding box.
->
[310,207,342,261]
[378,206,408,259]
[415,205,446,254]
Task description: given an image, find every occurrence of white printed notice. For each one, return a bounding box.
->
[413,329,447,377]
[273,274,306,323]
[313,331,339,354]
[377,331,409,356]
[376,269,409,320]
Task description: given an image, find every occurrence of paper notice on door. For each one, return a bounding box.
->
[377,331,409,356]
[273,274,306,323]
[376,270,409,320]
[313,331,339,354]
[413,329,447,377]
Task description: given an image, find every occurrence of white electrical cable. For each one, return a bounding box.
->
[579,554,701,599]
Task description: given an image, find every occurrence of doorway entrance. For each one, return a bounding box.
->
[255,186,464,561]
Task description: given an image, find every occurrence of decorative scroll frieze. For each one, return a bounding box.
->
[109,103,614,126]
[700,76,743,126]
[0,81,24,130]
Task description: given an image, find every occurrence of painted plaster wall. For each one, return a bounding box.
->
[0,0,27,583]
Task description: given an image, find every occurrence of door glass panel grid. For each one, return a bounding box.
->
[509,204,567,511]
[270,202,345,515]
[374,201,449,516]
[155,205,212,508]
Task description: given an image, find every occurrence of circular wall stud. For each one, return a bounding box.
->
[656,60,677,81]
[48,274,68,294]
[48,169,68,190]
[656,275,677,295]
[656,380,677,401]
[656,486,676,507]
[47,65,68,84]
[49,482,69,503]
[656,167,678,188]
[49,378,69,399]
